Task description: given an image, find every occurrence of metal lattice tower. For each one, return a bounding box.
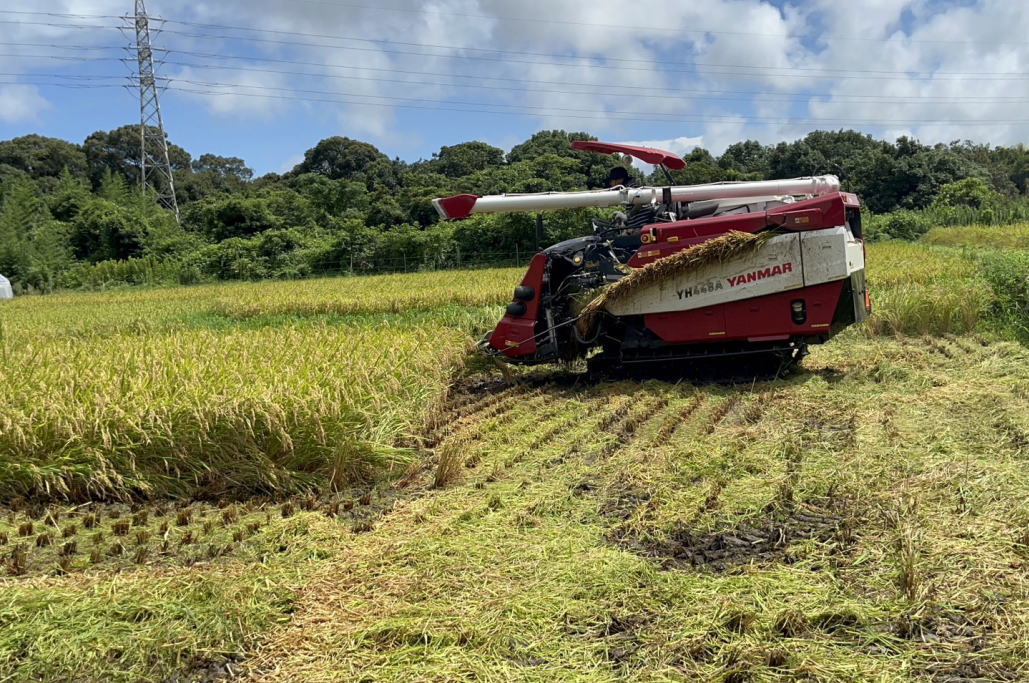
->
[131,0,179,222]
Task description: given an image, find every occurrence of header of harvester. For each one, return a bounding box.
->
[431,140,840,220]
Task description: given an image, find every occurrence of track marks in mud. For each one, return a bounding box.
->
[649,395,704,446]
[613,503,846,571]
[423,383,529,447]
[587,395,671,462]
[702,395,743,435]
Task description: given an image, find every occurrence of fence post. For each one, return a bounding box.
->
[515,244,520,265]
[402,251,407,272]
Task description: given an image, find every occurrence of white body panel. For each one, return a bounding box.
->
[608,234,803,316]
[0,274,12,300]
[606,226,864,317]
[801,226,851,284]
[434,176,840,218]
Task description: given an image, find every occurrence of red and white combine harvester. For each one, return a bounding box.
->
[434,141,871,377]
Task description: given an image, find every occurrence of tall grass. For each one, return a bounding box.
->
[923,222,1029,249]
[862,242,993,336]
[0,269,522,501]
[0,267,519,343]
[865,202,1029,241]
[0,323,470,501]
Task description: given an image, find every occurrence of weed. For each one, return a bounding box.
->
[882,499,923,602]
[7,545,27,575]
[433,437,470,489]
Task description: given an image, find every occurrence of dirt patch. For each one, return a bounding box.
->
[598,477,652,520]
[612,505,844,571]
[163,655,242,683]
[924,657,1021,683]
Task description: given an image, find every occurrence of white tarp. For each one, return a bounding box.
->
[0,274,12,300]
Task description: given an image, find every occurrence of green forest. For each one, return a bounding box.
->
[0,126,1026,293]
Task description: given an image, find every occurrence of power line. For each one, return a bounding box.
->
[0,19,114,30]
[163,82,1029,125]
[3,5,1026,47]
[7,57,1028,108]
[161,76,1028,122]
[2,16,1025,81]
[216,0,1029,47]
[0,53,119,62]
[150,16,1029,77]
[150,60,1029,105]
[0,41,126,51]
[145,25,1029,82]
[0,10,122,20]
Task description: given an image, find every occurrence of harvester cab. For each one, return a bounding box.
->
[433,141,871,378]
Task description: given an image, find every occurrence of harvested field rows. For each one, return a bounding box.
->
[241,335,1028,681]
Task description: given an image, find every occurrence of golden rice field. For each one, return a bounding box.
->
[0,231,1026,680]
[923,221,1029,249]
[0,267,520,501]
[0,238,1015,502]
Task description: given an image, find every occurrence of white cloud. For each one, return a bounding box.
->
[1,0,1026,154]
[0,85,49,123]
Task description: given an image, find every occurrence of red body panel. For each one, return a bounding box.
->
[435,194,478,220]
[643,281,845,344]
[488,253,548,357]
[631,193,849,268]
[570,141,687,169]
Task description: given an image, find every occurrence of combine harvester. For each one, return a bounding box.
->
[434,141,870,378]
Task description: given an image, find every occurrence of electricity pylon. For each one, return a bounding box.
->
[131,0,179,222]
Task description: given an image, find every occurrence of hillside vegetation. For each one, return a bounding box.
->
[1,128,1026,293]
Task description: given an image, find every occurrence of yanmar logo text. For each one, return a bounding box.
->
[726,262,793,288]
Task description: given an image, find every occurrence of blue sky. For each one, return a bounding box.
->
[0,0,1025,176]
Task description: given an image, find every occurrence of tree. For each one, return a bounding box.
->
[183,197,281,241]
[69,199,145,262]
[769,130,884,181]
[289,173,371,218]
[291,137,390,182]
[23,220,73,293]
[48,168,92,222]
[191,154,253,182]
[768,140,830,179]
[96,168,133,206]
[718,140,770,175]
[83,125,191,188]
[431,142,505,178]
[507,130,595,162]
[932,177,997,209]
[0,135,88,180]
[0,178,48,282]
